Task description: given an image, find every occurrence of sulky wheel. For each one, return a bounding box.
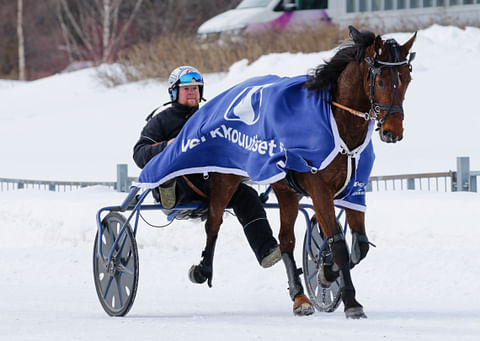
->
[302,216,343,312]
[93,212,139,316]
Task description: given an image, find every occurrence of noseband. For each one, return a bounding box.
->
[331,39,415,130]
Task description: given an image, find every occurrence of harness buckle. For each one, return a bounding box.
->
[340,146,355,157]
[368,108,378,120]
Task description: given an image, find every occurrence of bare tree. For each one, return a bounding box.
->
[17,0,26,80]
[56,0,144,63]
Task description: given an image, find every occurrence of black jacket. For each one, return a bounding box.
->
[133,102,198,169]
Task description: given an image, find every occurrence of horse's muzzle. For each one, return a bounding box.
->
[380,128,403,143]
[379,112,404,143]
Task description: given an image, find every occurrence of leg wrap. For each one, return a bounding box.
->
[328,233,350,269]
[282,253,304,301]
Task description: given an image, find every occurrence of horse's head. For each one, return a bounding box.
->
[352,26,417,143]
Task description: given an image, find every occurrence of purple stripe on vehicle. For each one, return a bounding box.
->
[320,10,331,21]
[271,12,293,29]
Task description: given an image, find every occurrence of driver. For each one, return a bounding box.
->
[133,66,281,268]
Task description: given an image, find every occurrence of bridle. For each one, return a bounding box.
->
[331,39,415,130]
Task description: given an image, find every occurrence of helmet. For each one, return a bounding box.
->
[167,66,204,102]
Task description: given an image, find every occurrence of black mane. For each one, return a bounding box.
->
[305,29,376,99]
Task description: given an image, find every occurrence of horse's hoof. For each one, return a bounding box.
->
[345,306,367,319]
[293,294,315,316]
[188,265,207,284]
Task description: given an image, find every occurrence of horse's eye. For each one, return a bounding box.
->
[378,80,384,88]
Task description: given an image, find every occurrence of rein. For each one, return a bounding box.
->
[183,175,208,199]
[330,100,373,120]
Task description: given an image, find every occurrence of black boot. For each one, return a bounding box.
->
[229,183,280,267]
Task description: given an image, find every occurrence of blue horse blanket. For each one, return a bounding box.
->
[135,75,375,212]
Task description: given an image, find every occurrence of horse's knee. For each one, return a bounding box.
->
[278,231,295,252]
[329,234,349,269]
[351,232,370,266]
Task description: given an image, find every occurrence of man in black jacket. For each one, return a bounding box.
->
[133,66,281,268]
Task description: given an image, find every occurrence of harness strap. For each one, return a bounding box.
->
[327,232,345,245]
[182,175,208,199]
[284,171,309,196]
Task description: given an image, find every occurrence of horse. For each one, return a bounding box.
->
[187,26,416,318]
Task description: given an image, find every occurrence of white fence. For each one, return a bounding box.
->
[0,157,477,193]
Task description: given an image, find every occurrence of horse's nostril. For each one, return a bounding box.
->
[382,130,398,143]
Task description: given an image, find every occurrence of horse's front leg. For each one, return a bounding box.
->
[345,208,371,267]
[189,173,242,287]
[271,182,314,316]
[300,174,367,319]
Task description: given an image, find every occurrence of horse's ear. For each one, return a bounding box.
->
[349,25,361,41]
[401,31,417,53]
[374,35,383,55]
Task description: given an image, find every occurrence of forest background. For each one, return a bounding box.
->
[2,0,478,84]
[0,0,242,80]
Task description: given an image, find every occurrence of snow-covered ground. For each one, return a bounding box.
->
[1,25,480,340]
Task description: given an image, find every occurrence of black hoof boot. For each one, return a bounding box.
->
[188,265,211,287]
[318,264,340,288]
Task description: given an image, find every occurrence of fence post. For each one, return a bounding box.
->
[451,172,456,191]
[407,178,415,190]
[470,175,477,192]
[456,156,470,192]
[117,164,128,192]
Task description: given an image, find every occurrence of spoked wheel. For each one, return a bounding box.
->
[303,216,343,312]
[93,212,139,316]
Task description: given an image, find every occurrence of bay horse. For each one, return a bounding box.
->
[188,26,416,318]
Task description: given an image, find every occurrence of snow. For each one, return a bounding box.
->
[1,25,480,340]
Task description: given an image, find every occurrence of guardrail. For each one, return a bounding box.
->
[0,177,116,192]
[0,158,478,193]
[367,171,454,192]
[369,157,477,192]
[0,164,136,193]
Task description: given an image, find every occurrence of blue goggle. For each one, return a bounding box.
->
[179,72,203,85]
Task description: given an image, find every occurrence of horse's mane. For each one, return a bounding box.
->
[305,29,376,99]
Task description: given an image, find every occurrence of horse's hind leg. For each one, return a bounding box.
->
[271,183,314,316]
[189,173,242,287]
